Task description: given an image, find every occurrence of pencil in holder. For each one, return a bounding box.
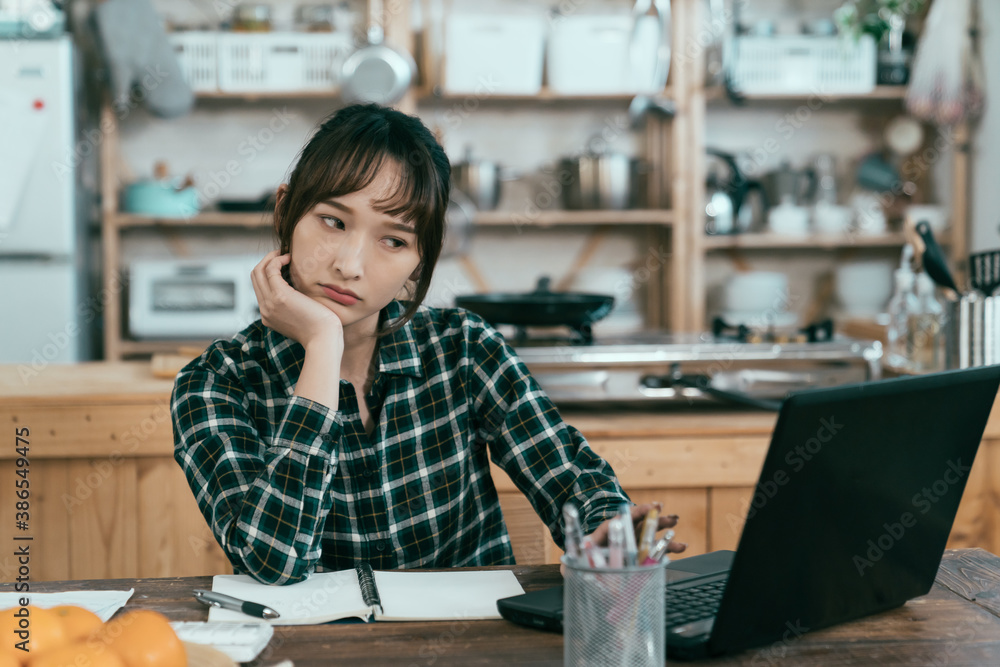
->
[562,551,667,667]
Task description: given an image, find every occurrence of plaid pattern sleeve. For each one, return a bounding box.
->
[172,301,629,584]
[172,340,345,584]
[467,322,630,540]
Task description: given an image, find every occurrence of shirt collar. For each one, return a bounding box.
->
[376,299,424,379]
[262,299,423,397]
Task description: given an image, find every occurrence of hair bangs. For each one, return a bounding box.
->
[273,103,450,337]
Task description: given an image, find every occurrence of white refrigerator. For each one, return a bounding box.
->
[0,36,91,364]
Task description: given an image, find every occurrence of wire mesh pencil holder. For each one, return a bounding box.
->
[562,553,667,667]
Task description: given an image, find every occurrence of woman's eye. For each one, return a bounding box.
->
[384,238,408,249]
[320,215,345,229]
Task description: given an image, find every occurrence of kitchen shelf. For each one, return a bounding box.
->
[703,231,949,250]
[110,212,272,229]
[706,85,908,104]
[194,89,340,100]
[417,86,674,104]
[473,209,673,227]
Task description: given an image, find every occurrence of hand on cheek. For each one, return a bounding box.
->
[250,250,345,348]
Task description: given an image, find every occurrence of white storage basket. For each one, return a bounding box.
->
[726,35,876,95]
[444,14,545,95]
[547,14,662,95]
[216,32,355,93]
[169,31,218,93]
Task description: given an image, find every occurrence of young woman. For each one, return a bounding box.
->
[171,103,684,585]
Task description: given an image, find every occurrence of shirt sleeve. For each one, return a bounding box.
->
[468,321,630,545]
[171,353,344,585]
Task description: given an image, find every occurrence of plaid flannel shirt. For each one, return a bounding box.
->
[172,300,628,584]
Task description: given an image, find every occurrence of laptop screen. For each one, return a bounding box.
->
[708,366,1000,655]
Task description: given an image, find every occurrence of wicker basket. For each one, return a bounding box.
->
[726,35,877,95]
[169,31,218,92]
[170,31,355,94]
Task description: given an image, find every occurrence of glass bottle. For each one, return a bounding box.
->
[886,265,918,370]
[908,273,944,372]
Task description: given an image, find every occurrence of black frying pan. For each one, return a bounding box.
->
[455,277,614,328]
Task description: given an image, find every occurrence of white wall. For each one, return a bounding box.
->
[971,0,1000,252]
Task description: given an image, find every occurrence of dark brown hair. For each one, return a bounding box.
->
[274,103,450,336]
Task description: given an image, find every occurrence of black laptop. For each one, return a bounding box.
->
[497,366,1000,660]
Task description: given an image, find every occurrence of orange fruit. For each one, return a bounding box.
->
[27,641,126,667]
[87,610,185,667]
[0,606,27,660]
[0,607,66,660]
[48,607,102,644]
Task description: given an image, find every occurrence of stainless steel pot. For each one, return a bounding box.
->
[560,154,649,210]
[452,159,502,211]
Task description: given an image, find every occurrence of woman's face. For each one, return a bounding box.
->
[288,165,421,337]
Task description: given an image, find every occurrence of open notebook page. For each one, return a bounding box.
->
[209,570,371,625]
[373,569,525,621]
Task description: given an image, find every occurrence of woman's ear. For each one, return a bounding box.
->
[409,264,422,282]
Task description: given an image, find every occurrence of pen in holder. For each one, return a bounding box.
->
[562,549,667,667]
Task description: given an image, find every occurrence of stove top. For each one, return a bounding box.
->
[510,328,884,407]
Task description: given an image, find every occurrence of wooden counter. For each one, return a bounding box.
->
[2,362,998,581]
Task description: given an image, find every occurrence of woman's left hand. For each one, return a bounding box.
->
[587,502,687,554]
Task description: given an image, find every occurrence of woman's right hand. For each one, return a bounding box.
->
[250,250,344,350]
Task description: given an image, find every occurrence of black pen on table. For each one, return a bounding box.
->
[193,589,280,620]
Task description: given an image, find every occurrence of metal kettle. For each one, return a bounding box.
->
[705,149,768,234]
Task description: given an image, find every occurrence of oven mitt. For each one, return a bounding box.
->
[94,0,193,119]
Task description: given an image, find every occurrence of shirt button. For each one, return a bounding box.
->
[321,434,333,442]
[375,541,387,552]
[362,468,373,478]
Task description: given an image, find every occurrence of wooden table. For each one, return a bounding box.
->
[8,548,1000,665]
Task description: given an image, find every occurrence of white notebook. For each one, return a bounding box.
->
[208,564,526,626]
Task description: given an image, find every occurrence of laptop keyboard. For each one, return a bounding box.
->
[667,579,727,627]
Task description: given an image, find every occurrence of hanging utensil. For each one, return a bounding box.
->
[626,0,672,123]
[339,0,416,105]
[969,249,1000,296]
[630,0,671,92]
